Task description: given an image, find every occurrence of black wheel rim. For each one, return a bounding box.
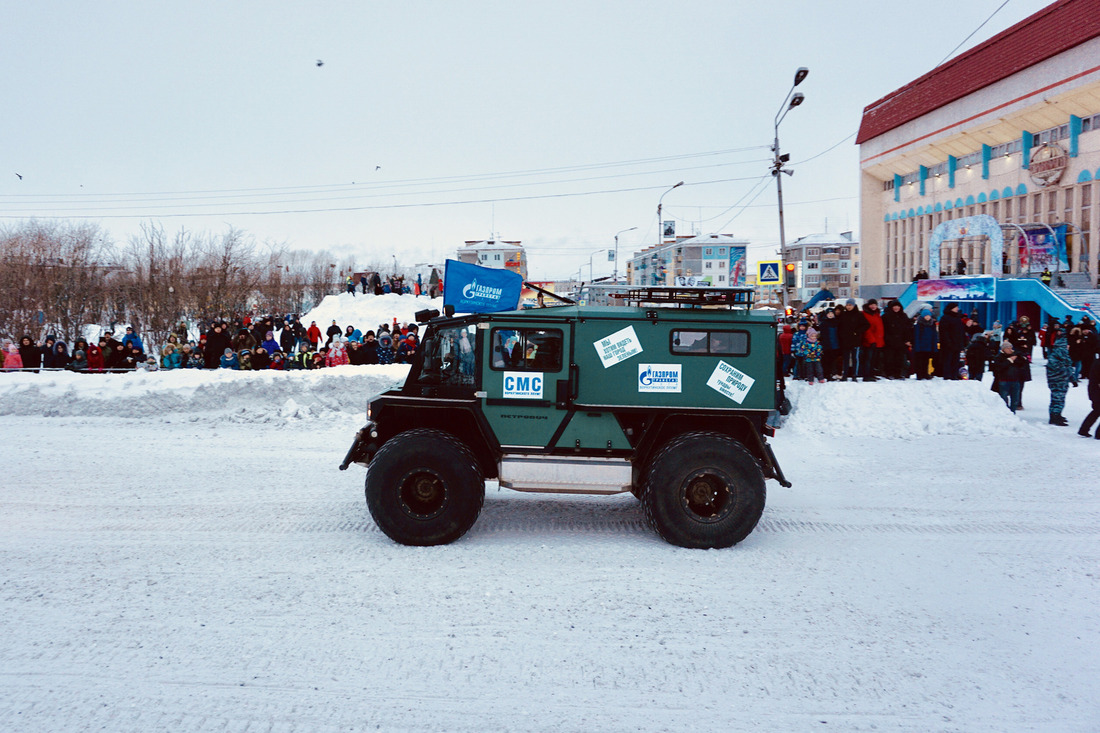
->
[679,470,735,523]
[398,470,448,519]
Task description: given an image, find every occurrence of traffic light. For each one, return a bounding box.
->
[784,263,796,288]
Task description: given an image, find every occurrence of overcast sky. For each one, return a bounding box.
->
[2,0,1055,279]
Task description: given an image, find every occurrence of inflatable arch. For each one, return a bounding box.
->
[929,215,1003,276]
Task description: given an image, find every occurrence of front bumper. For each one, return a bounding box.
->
[338,421,380,471]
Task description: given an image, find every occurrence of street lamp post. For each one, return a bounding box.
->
[657,182,684,247]
[613,226,637,282]
[773,67,808,310]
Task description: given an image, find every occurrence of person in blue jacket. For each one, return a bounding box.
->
[912,308,939,380]
[219,348,240,370]
[121,327,144,352]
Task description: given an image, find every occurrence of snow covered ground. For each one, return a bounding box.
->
[2,358,1099,731]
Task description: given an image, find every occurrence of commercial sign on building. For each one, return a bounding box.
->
[1028,143,1068,188]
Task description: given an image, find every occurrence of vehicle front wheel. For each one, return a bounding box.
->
[641,432,765,549]
[365,429,484,546]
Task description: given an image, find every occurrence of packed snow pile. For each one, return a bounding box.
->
[782,378,1034,438]
[301,292,444,332]
[0,365,409,421]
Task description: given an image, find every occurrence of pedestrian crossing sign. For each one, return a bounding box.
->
[758,260,781,284]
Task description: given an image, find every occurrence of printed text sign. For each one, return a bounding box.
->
[593,326,643,368]
[706,361,754,404]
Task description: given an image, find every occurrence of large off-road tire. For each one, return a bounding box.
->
[641,432,765,549]
[365,429,484,546]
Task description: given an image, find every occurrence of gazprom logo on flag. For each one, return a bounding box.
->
[638,364,682,393]
[461,279,504,303]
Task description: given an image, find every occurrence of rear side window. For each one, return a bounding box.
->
[671,329,749,356]
[491,328,563,371]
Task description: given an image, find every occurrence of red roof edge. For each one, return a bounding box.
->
[856,0,1100,145]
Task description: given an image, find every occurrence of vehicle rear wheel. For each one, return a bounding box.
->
[641,432,765,548]
[365,429,484,546]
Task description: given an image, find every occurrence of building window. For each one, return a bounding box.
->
[806,275,820,285]
[806,261,819,270]
[718,248,726,255]
[718,260,726,269]
[705,261,712,269]
[840,247,850,257]
[806,248,820,257]
[705,248,712,256]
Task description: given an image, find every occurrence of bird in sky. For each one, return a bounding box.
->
[316,59,324,67]
[15,173,22,180]
[375,166,382,170]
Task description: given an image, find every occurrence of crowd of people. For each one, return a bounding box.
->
[1,313,423,374]
[779,298,1100,436]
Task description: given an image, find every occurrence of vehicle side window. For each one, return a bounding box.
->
[491,328,562,371]
[671,329,749,356]
[419,324,477,386]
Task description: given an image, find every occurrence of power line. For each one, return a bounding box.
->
[935,0,1012,67]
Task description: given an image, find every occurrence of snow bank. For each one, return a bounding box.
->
[0,366,409,421]
[782,378,1034,438]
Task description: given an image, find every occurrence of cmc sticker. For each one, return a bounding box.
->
[503,372,543,399]
[638,364,682,393]
[706,361,754,404]
[594,325,643,368]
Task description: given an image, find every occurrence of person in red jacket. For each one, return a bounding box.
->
[860,299,885,382]
[778,324,794,377]
[307,321,322,350]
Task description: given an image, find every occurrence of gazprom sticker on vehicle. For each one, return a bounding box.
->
[706,361,754,404]
[503,372,543,399]
[594,325,643,368]
[638,364,681,393]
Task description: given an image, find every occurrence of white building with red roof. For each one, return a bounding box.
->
[858,0,1100,298]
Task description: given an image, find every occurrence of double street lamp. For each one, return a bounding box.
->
[657,181,684,245]
[773,67,808,308]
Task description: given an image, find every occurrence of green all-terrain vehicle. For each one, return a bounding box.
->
[340,286,789,548]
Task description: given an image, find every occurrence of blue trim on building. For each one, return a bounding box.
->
[948,156,957,188]
[894,174,902,202]
[965,195,975,206]
[919,165,928,196]
[944,200,953,210]
[1078,170,1093,183]
[1015,184,1027,196]
[1021,131,1033,169]
[977,192,987,203]
[981,144,991,180]
[955,198,964,208]
[1070,115,1081,157]
[934,202,943,212]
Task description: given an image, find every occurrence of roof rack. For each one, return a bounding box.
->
[611,286,755,309]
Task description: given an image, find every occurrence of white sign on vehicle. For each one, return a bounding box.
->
[638,364,682,393]
[503,372,543,399]
[706,361,754,404]
[594,325,643,368]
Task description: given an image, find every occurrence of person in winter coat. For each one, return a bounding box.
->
[260,331,279,356]
[801,328,825,383]
[124,344,144,370]
[912,308,938,380]
[837,299,868,380]
[991,341,1030,413]
[881,300,913,379]
[121,327,144,352]
[346,276,356,296]
[376,331,394,365]
[270,352,286,371]
[40,335,58,369]
[1078,326,1098,383]
[105,342,128,371]
[204,324,230,369]
[938,303,967,380]
[325,320,342,346]
[237,350,253,371]
[3,339,23,371]
[251,346,271,370]
[860,300,885,381]
[1046,323,1072,426]
[395,336,418,364]
[234,330,257,353]
[965,333,992,382]
[307,321,322,350]
[19,336,40,371]
[85,344,105,372]
[51,341,71,370]
[1077,359,1100,438]
[360,331,379,365]
[818,305,840,376]
[279,326,296,355]
[789,323,808,381]
[326,338,350,367]
[1012,316,1037,360]
[161,344,182,370]
[778,325,794,377]
[220,348,239,369]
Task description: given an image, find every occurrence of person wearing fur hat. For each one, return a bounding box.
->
[326,338,350,367]
[376,331,394,365]
[801,328,825,383]
[882,300,913,379]
[912,308,938,380]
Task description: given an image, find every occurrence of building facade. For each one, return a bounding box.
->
[456,240,528,280]
[858,0,1100,298]
[625,233,749,287]
[782,232,861,302]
